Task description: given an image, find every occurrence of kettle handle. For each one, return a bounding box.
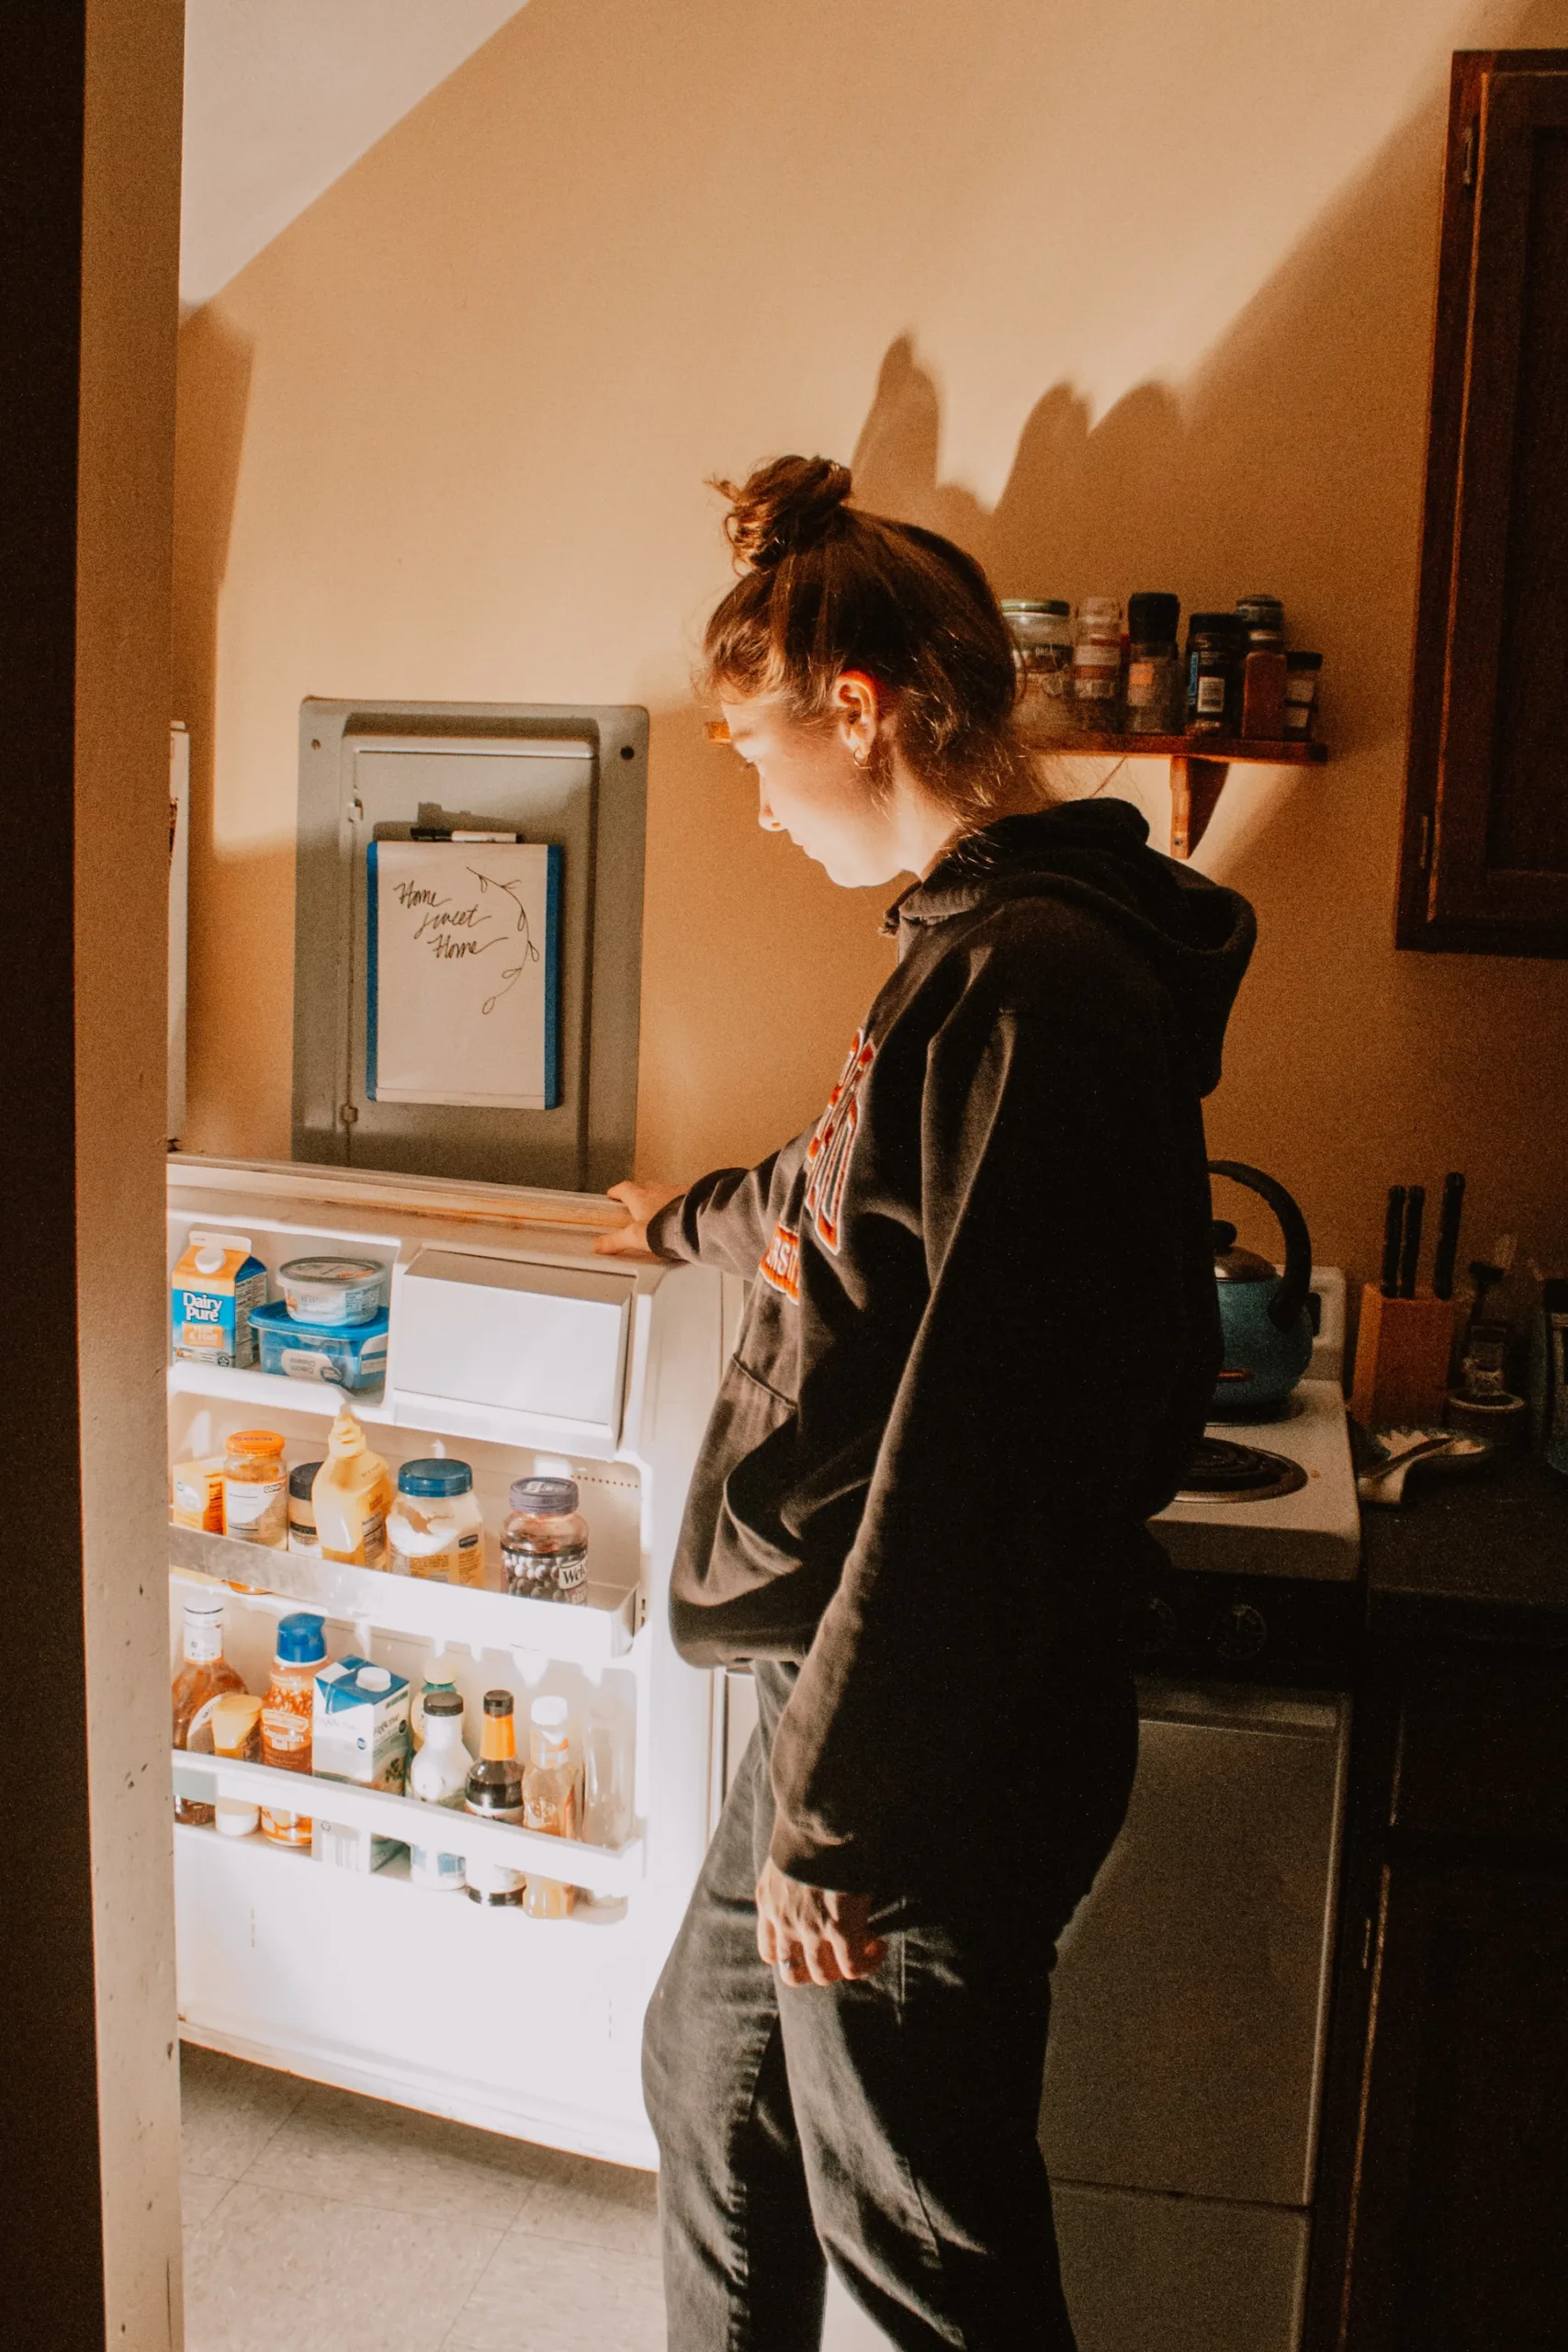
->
[1208,1161,1313,1334]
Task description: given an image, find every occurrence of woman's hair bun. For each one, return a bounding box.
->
[714,455,853,571]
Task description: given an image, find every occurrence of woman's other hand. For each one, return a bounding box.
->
[593,1178,684,1260]
[755,1858,887,1986]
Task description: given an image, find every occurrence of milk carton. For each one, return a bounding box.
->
[311,1657,411,1871]
[171,1230,268,1368]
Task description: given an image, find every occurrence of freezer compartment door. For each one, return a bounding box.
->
[1040,1688,1348,2207]
[394,1249,632,1445]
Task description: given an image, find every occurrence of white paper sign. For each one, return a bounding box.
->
[367,839,561,1109]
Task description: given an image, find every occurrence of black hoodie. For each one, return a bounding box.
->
[649,801,1257,1892]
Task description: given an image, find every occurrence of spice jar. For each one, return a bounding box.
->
[222,1430,288,1587]
[1124,594,1183,736]
[1284,650,1323,737]
[1072,597,1124,728]
[1185,613,1246,734]
[1235,594,1286,651]
[1000,600,1074,736]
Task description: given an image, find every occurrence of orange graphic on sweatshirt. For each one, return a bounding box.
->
[803,1029,875,1254]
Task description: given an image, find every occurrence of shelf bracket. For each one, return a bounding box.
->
[1169,753,1229,859]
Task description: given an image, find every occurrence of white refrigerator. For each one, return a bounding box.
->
[167,1153,735,2168]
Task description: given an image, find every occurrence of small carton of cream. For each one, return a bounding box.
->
[171,1229,268,1368]
[311,1657,411,1871]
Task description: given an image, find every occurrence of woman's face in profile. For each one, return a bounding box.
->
[721,694,906,890]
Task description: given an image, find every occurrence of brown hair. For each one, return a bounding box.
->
[700,455,1042,823]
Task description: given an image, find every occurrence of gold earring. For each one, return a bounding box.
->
[852,744,870,769]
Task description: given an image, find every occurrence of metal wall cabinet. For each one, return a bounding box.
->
[293,698,648,1190]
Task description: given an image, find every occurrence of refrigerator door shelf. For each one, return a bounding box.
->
[170,1532,642,1665]
[168,1359,393,1422]
[172,1751,642,1898]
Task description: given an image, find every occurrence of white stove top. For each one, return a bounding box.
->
[1152,1270,1362,1583]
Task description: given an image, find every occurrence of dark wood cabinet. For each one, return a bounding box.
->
[1398,51,1568,956]
[1309,1645,1568,2350]
[1343,1859,1568,2349]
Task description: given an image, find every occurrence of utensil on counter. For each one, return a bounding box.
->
[1352,1176,1455,1429]
[1396,1183,1426,1298]
[1381,1186,1406,1299]
[1431,1171,1465,1301]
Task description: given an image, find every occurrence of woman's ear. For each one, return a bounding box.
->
[832,671,883,768]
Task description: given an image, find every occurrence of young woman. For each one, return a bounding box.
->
[597,456,1256,2352]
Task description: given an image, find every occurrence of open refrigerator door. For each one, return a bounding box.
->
[165,1155,728,2167]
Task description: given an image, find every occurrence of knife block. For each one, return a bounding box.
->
[1351,1285,1455,1428]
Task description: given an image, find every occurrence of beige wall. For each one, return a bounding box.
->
[81,0,186,2340]
[175,0,1568,1304]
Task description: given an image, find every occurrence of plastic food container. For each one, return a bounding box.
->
[277,1255,389,1327]
[251,1299,389,1391]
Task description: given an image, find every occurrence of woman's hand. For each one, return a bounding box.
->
[755,1858,886,1986]
[593,1179,684,1260]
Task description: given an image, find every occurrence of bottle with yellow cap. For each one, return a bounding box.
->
[310,1400,392,1570]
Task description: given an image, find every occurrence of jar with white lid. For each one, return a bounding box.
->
[388,1458,484,1587]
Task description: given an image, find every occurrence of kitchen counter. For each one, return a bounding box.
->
[1361,1450,1568,1624]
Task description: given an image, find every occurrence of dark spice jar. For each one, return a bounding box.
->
[1185,612,1246,733]
[1125,593,1183,735]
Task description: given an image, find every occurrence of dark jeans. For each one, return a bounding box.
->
[643,1662,1137,2352]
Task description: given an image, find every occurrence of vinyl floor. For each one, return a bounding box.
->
[178,2041,667,2351]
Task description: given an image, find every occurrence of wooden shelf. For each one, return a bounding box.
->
[1025,732,1328,858]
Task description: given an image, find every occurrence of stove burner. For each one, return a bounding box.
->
[1176,1438,1308,1505]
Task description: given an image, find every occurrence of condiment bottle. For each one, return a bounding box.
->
[209,1691,264,1837]
[287,1460,323,1554]
[1071,596,1124,728]
[1284,650,1323,738]
[259,1611,328,1849]
[1235,593,1286,651]
[411,1657,458,1751]
[522,1695,579,1919]
[389,1458,485,1586]
[221,1430,288,1548]
[1184,613,1246,734]
[311,1402,392,1570]
[464,1690,526,1906]
[502,1477,588,1604]
[999,599,1074,736]
[172,1593,247,1826]
[1124,593,1183,736]
[409,1690,473,1893]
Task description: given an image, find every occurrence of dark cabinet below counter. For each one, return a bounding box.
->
[1306,1464,1568,2351]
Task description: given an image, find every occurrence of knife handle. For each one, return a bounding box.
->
[1398,1184,1426,1298]
[1381,1186,1405,1298]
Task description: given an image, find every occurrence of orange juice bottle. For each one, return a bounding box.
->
[311,1401,392,1570]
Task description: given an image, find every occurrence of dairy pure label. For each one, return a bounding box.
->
[171,1230,268,1369]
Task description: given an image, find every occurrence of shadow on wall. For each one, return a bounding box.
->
[829,80,1568,1289]
[171,308,295,1161]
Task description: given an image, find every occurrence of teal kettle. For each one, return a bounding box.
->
[1208,1161,1314,1420]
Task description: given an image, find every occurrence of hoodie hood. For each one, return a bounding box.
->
[889,799,1256,1096]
